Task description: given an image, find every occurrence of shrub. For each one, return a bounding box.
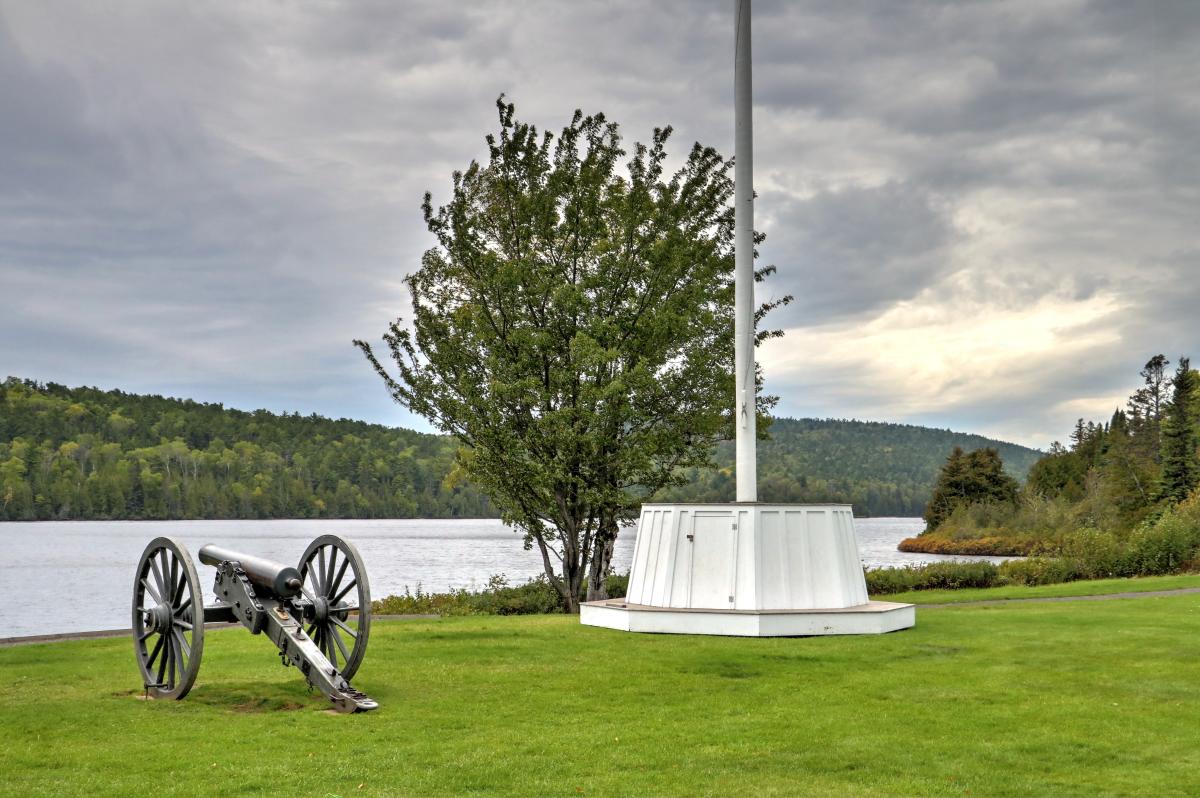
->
[866,560,1000,595]
[1054,527,1125,579]
[998,557,1077,586]
[604,571,629,599]
[373,584,480,616]
[910,491,1129,556]
[477,575,565,615]
[373,574,568,617]
[1120,507,1200,577]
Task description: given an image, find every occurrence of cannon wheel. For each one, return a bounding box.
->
[298,534,371,680]
[133,537,204,699]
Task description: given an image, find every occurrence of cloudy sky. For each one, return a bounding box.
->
[1,0,1196,449]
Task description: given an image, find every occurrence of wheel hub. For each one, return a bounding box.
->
[308,595,349,624]
[145,602,173,634]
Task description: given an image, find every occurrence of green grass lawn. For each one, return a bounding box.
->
[881,572,1200,605]
[3,593,1199,797]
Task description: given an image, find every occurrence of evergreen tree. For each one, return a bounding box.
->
[923,446,1019,531]
[1099,407,1153,515]
[1128,354,1170,463]
[1159,357,1199,503]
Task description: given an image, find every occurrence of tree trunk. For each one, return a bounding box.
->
[532,521,585,614]
[585,512,619,602]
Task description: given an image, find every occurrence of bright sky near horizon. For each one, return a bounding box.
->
[1,1,1196,450]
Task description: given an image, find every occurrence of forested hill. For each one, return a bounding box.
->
[657,418,1043,516]
[0,379,1040,521]
[0,378,493,521]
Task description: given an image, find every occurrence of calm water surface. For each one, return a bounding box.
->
[0,516,1009,637]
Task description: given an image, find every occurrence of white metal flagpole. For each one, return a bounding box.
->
[734,0,756,502]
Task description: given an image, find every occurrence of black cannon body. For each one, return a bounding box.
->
[131,535,377,713]
[198,545,304,599]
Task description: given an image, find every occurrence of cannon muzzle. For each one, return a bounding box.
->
[199,544,304,598]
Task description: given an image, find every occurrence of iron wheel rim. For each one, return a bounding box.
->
[132,537,203,699]
[298,534,371,680]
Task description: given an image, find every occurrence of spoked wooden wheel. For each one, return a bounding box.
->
[298,534,371,679]
[132,537,203,699]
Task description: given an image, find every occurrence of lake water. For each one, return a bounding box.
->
[0,516,1008,637]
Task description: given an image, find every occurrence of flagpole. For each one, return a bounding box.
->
[734,0,756,502]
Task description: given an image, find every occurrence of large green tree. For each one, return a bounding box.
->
[357,99,787,611]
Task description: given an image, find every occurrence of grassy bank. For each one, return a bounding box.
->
[4,592,1200,796]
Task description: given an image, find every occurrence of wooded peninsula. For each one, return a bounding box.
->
[899,355,1200,587]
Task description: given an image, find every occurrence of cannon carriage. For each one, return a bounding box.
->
[131,534,377,713]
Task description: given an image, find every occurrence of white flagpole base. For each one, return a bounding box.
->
[580,502,915,637]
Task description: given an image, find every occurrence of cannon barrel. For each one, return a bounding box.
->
[198,544,303,598]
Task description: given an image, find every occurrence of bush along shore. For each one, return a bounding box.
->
[374,573,632,616]
[886,489,1200,592]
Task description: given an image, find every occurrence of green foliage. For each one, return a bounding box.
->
[0,377,492,521]
[922,446,1019,531]
[906,491,1126,554]
[1159,357,1199,502]
[917,491,1200,590]
[374,570,630,616]
[865,561,1001,595]
[603,570,629,599]
[917,353,1200,560]
[1027,355,1199,518]
[357,98,788,610]
[374,574,566,616]
[997,556,1079,586]
[1120,494,1200,576]
[0,376,1043,523]
[1055,527,1126,579]
[660,417,1040,516]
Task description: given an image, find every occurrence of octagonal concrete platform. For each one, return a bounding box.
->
[581,599,914,637]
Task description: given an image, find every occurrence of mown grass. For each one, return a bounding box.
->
[884,572,1200,605]
[3,593,1199,797]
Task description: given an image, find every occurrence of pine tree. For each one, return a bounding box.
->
[1159,357,1199,503]
[1128,354,1170,463]
[923,446,1018,531]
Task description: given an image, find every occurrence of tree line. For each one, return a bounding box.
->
[1027,354,1199,517]
[910,354,1200,553]
[0,378,493,521]
[663,417,1040,517]
[0,378,1043,523]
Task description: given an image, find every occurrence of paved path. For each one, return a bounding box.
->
[923,586,1200,608]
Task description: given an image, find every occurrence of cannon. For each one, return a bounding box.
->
[131,534,377,713]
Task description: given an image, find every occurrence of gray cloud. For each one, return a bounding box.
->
[760,182,956,322]
[1,0,1197,448]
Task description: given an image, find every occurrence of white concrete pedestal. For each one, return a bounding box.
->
[580,503,914,637]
